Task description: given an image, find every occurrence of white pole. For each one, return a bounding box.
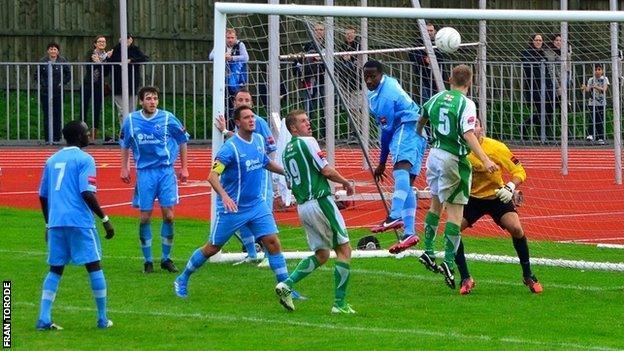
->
[216,3,624,22]
[478,0,487,134]
[411,0,445,93]
[211,8,227,228]
[325,0,335,170]
[560,0,569,176]
[360,0,369,170]
[119,0,129,121]
[268,0,280,134]
[610,0,622,184]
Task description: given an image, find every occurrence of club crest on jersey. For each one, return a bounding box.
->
[444,94,454,102]
[154,124,161,131]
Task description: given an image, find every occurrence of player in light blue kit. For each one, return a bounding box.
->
[36,120,115,330]
[120,86,189,274]
[174,105,290,300]
[363,60,428,254]
[215,88,277,264]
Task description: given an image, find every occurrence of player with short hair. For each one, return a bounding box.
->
[215,88,276,265]
[275,110,355,313]
[36,120,115,330]
[362,60,428,254]
[174,105,290,299]
[417,64,498,289]
[120,86,189,274]
[451,117,543,295]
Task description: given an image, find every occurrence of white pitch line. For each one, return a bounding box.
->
[11,301,622,351]
[99,191,212,209]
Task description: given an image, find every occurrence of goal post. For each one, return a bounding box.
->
[211,2,624,271]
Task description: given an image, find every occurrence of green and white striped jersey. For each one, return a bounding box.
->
[423,89,477,157]
[282,136,331,204]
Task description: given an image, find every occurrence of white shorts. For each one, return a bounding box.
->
[426,148,472,205]
[297,196,349,251]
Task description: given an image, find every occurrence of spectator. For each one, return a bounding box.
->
[337,26,361,92]
[582,64,609,144]
[521,34,555,141]
[408,23,448,105]
[544,33,570,101]
[295,23,326,140]
[209,28,249,130]
[37,42,71,144]
[82,35,112,142]
[109,34,149,137]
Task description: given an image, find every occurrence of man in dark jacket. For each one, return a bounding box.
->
[37,42,71,143]
[109,34,149,135]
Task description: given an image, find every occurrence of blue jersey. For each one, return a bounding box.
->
[214,133,270,213]
[119,109,190,169]
[367,75,421,133]
[39,147,97,228]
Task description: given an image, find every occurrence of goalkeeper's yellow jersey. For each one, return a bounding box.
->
[467,137,526,199]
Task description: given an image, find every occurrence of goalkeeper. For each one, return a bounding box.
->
[420,117,543,295]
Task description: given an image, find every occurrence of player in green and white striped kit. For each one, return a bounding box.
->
[275,109,356,314]
[417,65,498,289]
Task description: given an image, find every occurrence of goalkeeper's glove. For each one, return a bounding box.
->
[495,182,515,203]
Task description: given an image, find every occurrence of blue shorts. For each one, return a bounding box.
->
[47,227,102,266]
[132,166,179,211]
[390,122,427,176]
[210,202,278,246]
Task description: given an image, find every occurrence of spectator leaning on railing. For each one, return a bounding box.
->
[36,42,71,144]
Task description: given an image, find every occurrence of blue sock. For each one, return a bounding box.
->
[268,253,289,282]
[180,248,208,281]
[402,185,417,237]
[239,227,257,259]
[161,221,174,261]
[38,272,61,324]
[89,270,107,322]
[390,169,410,219]
[139,223,153,263]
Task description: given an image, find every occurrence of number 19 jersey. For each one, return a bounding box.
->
[423,90,477,157]
[282,136,331,205]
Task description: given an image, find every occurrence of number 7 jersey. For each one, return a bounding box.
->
[282,136,331,205]
[423,89,477,157]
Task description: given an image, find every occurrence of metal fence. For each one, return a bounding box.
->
[0,60,621,144]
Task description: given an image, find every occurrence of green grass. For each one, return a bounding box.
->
[1,207,623,351]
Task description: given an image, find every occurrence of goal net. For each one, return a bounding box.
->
[212,3,624,271]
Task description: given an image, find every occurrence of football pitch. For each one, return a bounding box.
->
[1,207,623,351]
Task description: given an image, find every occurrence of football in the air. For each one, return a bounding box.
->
[435,27,461,53]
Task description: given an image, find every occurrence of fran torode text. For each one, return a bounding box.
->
[3,281,11,349]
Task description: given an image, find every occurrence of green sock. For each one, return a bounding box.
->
[443,222,461,268]
[424,212,440,256]
[285,255,320,287]
[333,261,351,306]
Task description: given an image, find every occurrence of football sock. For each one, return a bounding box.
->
[89,270,107,322]
[180,248,208,281]
[390,169,410,220]
[38,272,61,324]
[139,223,153,263]
[286,255,320,287]
[454,240,471,281]
[333,261,351,306]
[268,253,289,283]
[443,222,461,268]
[239,227,258,259]
[160,221,174,261]
[402,184,416,236]
[512,236,533,277]
[160,221,173,261]
[424,212,440,255]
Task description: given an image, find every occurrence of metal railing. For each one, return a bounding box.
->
[0,60,620,144]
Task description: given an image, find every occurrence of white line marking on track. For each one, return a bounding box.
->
[12,301,623,351]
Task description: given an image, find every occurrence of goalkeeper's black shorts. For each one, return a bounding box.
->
[463,196,517,229]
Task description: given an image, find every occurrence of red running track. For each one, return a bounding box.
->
[1,147,623,244]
